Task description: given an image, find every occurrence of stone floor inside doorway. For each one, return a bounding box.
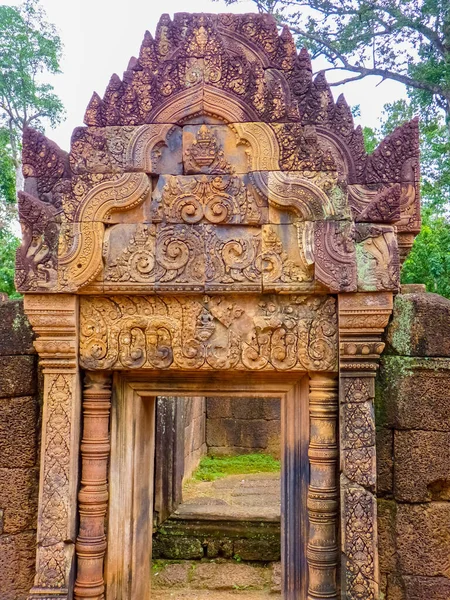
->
[152,459,282,596]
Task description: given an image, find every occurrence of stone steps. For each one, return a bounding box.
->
[152,592,278,599]
[152,560,281,595]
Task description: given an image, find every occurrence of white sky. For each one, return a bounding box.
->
[4,0,406,151]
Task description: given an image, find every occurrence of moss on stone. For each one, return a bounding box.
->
[388,295,415,356]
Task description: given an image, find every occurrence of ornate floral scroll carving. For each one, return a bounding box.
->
[104,223,205,292]
[338,292,393,600]
[152,174,266,225]
[57,173,151,291]
[79,294,338,372]
[24,295,80,600]
[314,221,357,292]
[342,486,377,600]
[250,171,339,220]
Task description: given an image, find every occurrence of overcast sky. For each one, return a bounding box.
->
[5,0,406,150]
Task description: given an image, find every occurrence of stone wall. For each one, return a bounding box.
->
[206,397,281,459]
[376,292,450,600]
[183,396,207,482]
[0,299,40,600]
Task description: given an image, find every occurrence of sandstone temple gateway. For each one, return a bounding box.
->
[13,11,424,600]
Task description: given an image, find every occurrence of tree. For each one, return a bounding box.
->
[224,0,450,130]
[0,0,64,191]
[0,128,20,297]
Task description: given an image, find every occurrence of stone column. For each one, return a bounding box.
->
[24,295,81,600]
[307,373,339,600]
[74,371,112,600]
[338,292,393,599]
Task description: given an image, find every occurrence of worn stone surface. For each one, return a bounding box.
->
[0,532,36,600]
[376,427,393,496]
[0,468,38,534]
[377,357,450,431]
[377,500,398,574]
[386,293,450,357]
[0,300,34,356]
[190,563,269,590]
[152,562,191,588]
[152,536,204,560]
[0,355,36,398]
[0,396,37,468]
[206,397,281,456]
[394,430,450,502]
[396,503,450,578]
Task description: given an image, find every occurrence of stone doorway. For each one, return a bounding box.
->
[105,370,330,600]
[16,11,419,600]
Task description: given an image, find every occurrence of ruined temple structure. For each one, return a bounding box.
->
[15,12,421,600]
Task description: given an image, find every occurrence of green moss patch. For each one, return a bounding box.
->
[190,454,280,482]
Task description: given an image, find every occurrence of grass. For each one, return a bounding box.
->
[190,453,281,482]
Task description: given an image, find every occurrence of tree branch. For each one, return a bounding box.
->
[286,23,447,98]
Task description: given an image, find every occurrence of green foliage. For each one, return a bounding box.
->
[0,128,19,297]
[0,0,64,165]
[0,0,64,298]
[190,454,281,482]
[0,227,20,298]
[402,208,450,298]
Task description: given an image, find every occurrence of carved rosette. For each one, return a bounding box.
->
[24,295,80,600]
[338,292,393,600]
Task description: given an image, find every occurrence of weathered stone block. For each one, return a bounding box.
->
[394,430,450,502]
[230,398,265,420]
[386,293,450,357]
[0,468,38,534]
[377,358,450,431]
[152,536,204,560]
[401,575,450,599]
[396,503,450,577]
[206,418,228,447]
[152,562,190,588]
[190,562,269,590]
[0,356,36,398]
[207,397,232,419]
[263,398,281,420]
[233,537,280,561]
[0,300,34,356]
[0,531,36,600]
[0,397,37,468]
[376,427,393,496]
[377,499,398,573]
[223,419,269,449]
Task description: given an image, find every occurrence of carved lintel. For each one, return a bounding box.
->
[338,292,393,600]
[307,373,338,600]
[74,371,112,600]
[24,295,80,600]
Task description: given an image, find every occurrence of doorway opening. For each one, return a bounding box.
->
[105,371,309,600]
[152,395,282,597]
